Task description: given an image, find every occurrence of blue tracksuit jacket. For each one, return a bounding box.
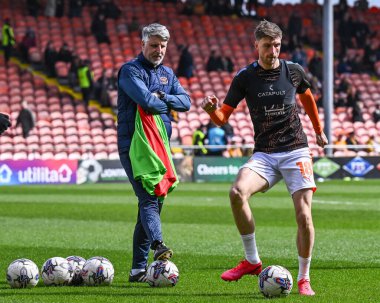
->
[117,53,191,153]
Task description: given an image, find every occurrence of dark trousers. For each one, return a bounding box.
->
[119,150,163,270]
[81,87,92,106]
[3,45,12,64]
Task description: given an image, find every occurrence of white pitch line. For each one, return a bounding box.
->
[313,199,367,205]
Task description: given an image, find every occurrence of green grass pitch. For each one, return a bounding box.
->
[0,180,379,302]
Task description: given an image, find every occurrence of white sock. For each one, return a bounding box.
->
[297,256,311,281]
[131,268,146,275]
[241,233,260,264]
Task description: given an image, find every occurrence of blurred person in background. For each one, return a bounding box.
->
[192,124,208,156]
[1,18,15,66]
[91,12,110,44]
[16,100,35,138]
[176,45,194,79]
[77,59,94,106]
[27,0,41,17]
[44,41,58,77]
[19,28,36,63]
[69,0,84,18]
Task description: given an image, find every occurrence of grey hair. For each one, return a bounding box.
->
[142,23,170,43]
[254,20,282,41]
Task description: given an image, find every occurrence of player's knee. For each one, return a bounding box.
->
[229,186,245,205]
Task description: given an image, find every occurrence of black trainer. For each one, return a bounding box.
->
[128,270,147,283]
[153,242,173,261]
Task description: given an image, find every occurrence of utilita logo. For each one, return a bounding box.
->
[18,164,73,184]
[0,164,12,183]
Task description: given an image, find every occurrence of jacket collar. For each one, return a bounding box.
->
[138,52,162,69]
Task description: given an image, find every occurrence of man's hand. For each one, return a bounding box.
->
[201,95,218,114]
[153,91,165,100]
[316,131,328,148]
[0,113,11,135]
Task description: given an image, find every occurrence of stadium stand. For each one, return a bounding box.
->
[1,0,380,159]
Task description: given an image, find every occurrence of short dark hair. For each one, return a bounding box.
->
[254,20,282,41]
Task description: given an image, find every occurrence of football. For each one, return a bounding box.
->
[81,256,114,286]
[41,257,73,286]
[258,265,293,298]
[66,256,86,286]
[6,258,39,288]
[146,260,179,287]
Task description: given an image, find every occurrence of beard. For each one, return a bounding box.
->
[149,55,163,66]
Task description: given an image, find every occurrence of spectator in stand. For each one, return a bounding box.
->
[347,86,363,122]
[207,121,227,156]
[307,73,322,102]
[366,135,379,155]
[334,133,348,153]
[16,100,35,138]
[44,41,58,77]
[291,46,307,68]
[69,0,84,18]
[68,54,80,88]
[128,16,140,33]
[363,37,380,73]
[176,45,194,79]
[91,12,111,44]
[346,132,358,152]
[246,0,259,17]
[206,50,223,72]
[19,28,36,63]
[233,0,244,16]
[1,18,15,66]
[334,92,347,108]
[27,0,41,17]
[44,0,56,17]
[94,69,117,107]
[228,139,243,158]
[337,75,351,93]
[373,104,380,123]
[221,55,234,73]
[337,56,353,75]
[334,0,348,20]
[221,121,234,143]
[56,0,64,17]
[354,0,369,10]
[181,1,194,15]
[102,0,121,19]
[337,12,354,55]
[207,1,233,16]
[77,59,94,106]
[192,124,208,156]
[0,113,11,135]
[308,52,322,80]
[287,11,302,51]
[354,16,370,46]
[241,138,252,157]
[57,42,73,63]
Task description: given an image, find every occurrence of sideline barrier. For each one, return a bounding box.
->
[193,156,380,182]
[0,160,77,185]
[1,156,379,185]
